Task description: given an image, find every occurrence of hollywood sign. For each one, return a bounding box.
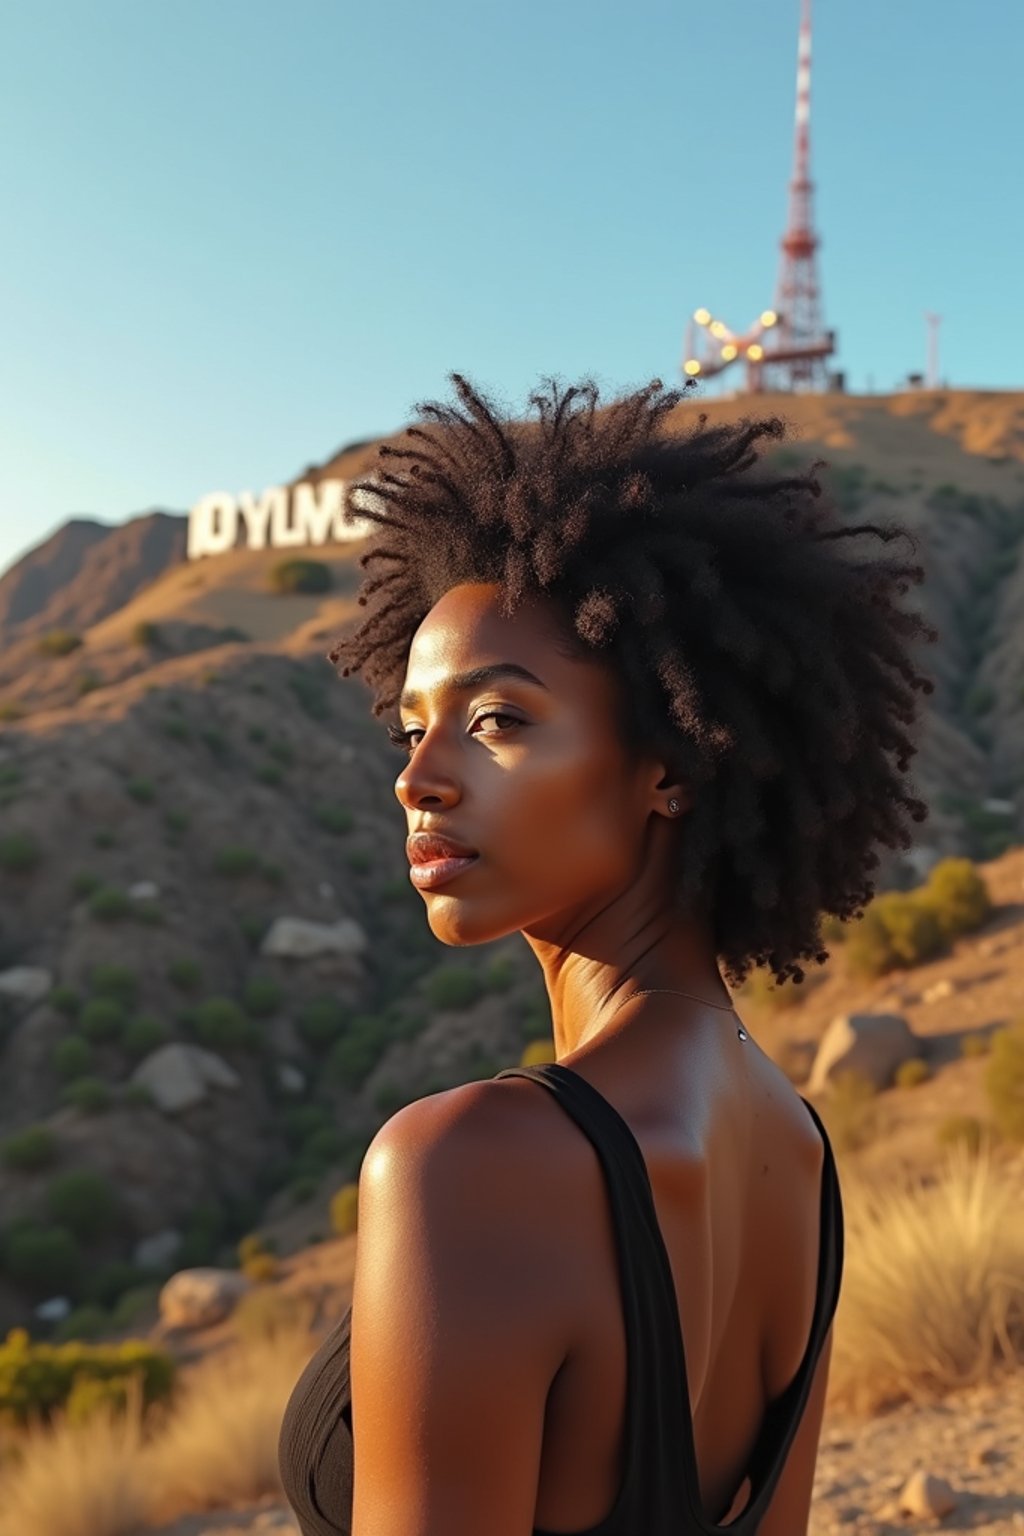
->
[187,478,385,560]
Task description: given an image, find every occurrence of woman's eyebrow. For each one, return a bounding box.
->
[399,662,550,712]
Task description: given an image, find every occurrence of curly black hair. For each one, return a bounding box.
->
[326,373,937,988]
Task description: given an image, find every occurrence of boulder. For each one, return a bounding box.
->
[34,1296,72,1323]
[277,1063,306,1095]
[158,1266,251,1330]
[128,880,160,901]
[133,1228,183,1271]
[0,966,52,1006]
[807,1012,920,1094]
[131,1043,241,1113]
[260,915,368,960]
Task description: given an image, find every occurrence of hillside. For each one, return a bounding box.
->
[0,386,1021,1345]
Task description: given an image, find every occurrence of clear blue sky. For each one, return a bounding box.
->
[1,0,1020,578]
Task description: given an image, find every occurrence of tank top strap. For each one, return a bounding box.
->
[493,1062,695,1530]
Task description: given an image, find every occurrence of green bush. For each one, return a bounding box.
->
[2,1125,58,1172]
[346,849,371,875]
[125,777,156,804]
[302,1126,345,1165]
[132,621,161,649]
[163,808,190,836]
[424,965,482,1011]
[52,1036,94,1079]
[90,964,138,1004]
[80,997,126,1042]
[92,829,117,849]
[845,892,946,978]
[70,870,102,898]
[121,1012,167,1056]
[110,1283,161,1327]
[193,997,254,1050]
[167,955,203,992]
[298,996,346,1050]
[238,914,268,949]
[289,1174,320,1205]
[314,804,354,835]
[2,1226,82,1297]
[483,956,516,993]
[248,725,267,744]
[330,1182,359,1236]
[270,558,332,595]
[63,1077,112,1115]
[326,1014,390,1089]
[0,1332,175,1426]
[213,845,260,877]
[284,1104,331,1144]
[47,1169,118,1241]
[242,977,281,1017]
[86,1261,149,1309]
[918,857,992,941]
[88,885,131,921]
[256,763,284,787]
[199,727,228,756]
[268,738,294,765]
[122,1082,155,1109]
[49,985,80,1019]
[936,1114,985,1155]
[894,1056,931,1088]
[0,832,42,874]
[36,629,83,657]
[76,671,102,695]
[983,1021,1024,1142]
[161,717,190,742]
[52,1305,110,1343]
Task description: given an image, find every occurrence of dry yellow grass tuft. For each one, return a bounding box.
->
[829,1136,1024,1416]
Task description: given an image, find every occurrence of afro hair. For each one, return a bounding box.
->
[326,372,938,988]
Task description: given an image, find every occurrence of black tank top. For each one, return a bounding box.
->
[278,1062,844,1535]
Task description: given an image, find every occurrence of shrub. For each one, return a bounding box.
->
[121,1012,167,1056]
[90,963,138,1004]
[936,1115,984,1157]
[47,1169,118,1241]
[163,807,190,836]
[289,672,330,720]
[36,629,82,657]
[248,725,267,743]
[52,1036,94,1079]
[76,670,101,695]
[2,1125,58,1172]
[424,965,482,1011]
[326,1015,390,1089]
[270,558,332,595]
[167,955,203,992]
[79,997,125,1041]
[289,1174,319,1204]
[132,620,161,648]
[86,1260,149,1309]
[314,804,354,835]
[238,914,268,949]
[122,1082,155,1108]
[125,776,156,804]
[52,1305,110,1343]
[302,1126,346,1165]
[161,716,190,741]
[845,892,945,978]
[520,1038,556,1066]
[240,1250,279,1283]
[298,996,346,1050]
[0,832,41,873]
[63,1076,111,1114]
[268,738,294,765]
[285,1104,331,1144]
[330,1182,359,1236]
[347,849,371,875]
[484,956,516,993]
[2,1225,82,1296]
[213,845,260,877]
[111,1283,161,1327]
[93,828,117,848]
[70,870,102,898]
[193,996,254,1050]
[242,977,281,1017]
[918,858,992,941]
[256,763,284,787]
[983,1021,1024,1142]
[200,726,228,756]
[894,1057,931,1089]
[88,885,131,921]
[0,1332,175,1425]
[48,985,80,1019]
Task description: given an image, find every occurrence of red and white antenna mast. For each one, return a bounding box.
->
[764,0,834,390]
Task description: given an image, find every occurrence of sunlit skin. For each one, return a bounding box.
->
[349,580,834,1536]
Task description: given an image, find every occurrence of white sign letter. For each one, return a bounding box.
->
[188,493,239,559]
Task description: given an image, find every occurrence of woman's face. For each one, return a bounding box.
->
[393,581,677,948]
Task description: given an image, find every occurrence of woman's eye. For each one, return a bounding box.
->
[386,712,521,754]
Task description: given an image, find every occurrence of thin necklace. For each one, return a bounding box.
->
[609,986,748,1041]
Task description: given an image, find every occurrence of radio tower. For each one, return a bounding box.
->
[764,0,833,390]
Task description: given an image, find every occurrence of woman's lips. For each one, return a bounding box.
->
[408,854,481,889]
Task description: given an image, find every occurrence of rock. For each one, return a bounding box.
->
[921,977,957,1003]
[133,1228,183,1271]
[158,1266,252,1329]
[981,797,1016,816]
[131,1043,241,1113]
[260,915,368,960]
[128,880,160,901]
[277,1063,306,1094]
[897,1469,957,1518]
[34,1296,72,1322]
[0,966,52,1006]
[808,1012,920,1094]
[318,881,334,899]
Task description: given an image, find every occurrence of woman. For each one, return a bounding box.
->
[278,373,936,1535]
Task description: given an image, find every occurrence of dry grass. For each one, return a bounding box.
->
[0,1317,320,1536]
[829,1135,1024,1416]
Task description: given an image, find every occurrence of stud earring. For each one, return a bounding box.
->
[668,798,680,814]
